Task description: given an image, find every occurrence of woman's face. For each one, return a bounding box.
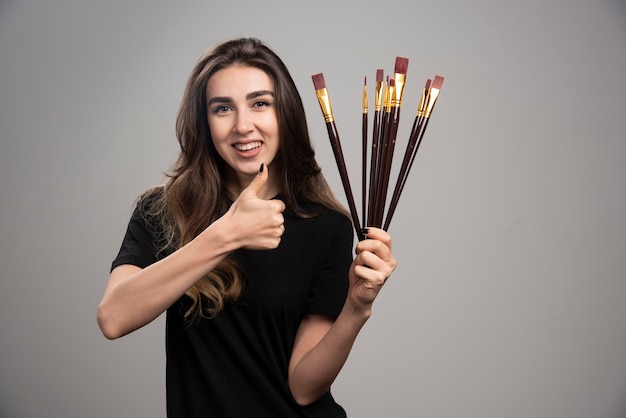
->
[206,65,280,189]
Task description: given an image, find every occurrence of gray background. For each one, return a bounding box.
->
[1,0,626,417]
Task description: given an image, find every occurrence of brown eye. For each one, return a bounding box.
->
[212,105,231,114]
[253,100,271,108]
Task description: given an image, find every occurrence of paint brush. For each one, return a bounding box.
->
[312,60,444,235]
[373,57,409,228]
[362,76,368,225]
[367,70,386,226]
[383,78,430,230]
[372,78,394,227]
[312,72,365,241]
[370,75,392,227]
[383,75,444,230]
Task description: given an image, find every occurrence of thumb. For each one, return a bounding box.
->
[241,162,268,198]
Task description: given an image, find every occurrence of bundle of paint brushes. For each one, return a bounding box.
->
[312,57,444,241]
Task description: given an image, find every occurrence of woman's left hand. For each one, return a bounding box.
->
[287,227,397,404]
[347,227,397,313]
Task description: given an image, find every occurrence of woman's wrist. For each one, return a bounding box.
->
[196,216,240,257]
[340,298,372,326]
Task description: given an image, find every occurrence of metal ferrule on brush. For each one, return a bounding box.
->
[416,87,429,117]
[392,73,406,108]
[374,80,384,112]
[384,81,393,113]
[315,88,335,123]
[362,83,368,114]
[424,87,440,118]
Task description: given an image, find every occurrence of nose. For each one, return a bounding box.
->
[233,109,253,135]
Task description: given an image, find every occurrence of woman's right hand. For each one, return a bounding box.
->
[218,164,286,250]
[98,164,285,339]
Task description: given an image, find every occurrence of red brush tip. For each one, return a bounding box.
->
[364,75,367,85]
[376,69,384,82]
[432,75,444,89]
[389,78,396,87]
[424,78,432,89]
[311,73,326,90]
[394,57,409,75]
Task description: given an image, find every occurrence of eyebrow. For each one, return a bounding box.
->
[207,90,275,106]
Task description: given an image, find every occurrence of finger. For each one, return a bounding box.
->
[240,162,268,198]
[361,227,392,249]
[356,238,393,263]
[357,250,381,269]
[272,198,286,213]
[352,261,389,291]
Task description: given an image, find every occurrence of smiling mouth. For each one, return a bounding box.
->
[233,141,262,152]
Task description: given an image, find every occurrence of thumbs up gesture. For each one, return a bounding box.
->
[222,163,286,250]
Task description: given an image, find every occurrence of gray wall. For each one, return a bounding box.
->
[1,1,626,417]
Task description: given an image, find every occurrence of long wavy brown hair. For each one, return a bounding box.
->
[143,37,348,321]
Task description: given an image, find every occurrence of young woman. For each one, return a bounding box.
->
[97,37,397,417]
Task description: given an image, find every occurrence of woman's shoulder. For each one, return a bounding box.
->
[136,184,166,209]
[131,185,167,233]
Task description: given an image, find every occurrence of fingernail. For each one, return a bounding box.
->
[259,163,264,173]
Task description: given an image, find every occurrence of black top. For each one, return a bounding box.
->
[111,195,353,417]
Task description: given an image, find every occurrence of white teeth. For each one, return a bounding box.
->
[234,142,261,151]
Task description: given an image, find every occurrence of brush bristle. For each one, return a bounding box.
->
[424,79,432,90]
[376,69,384,82]
[389,78,396,87]
[312,73,326,90]
[364,76,367,85]
[394,57,409,75]
[432,75,444,89]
